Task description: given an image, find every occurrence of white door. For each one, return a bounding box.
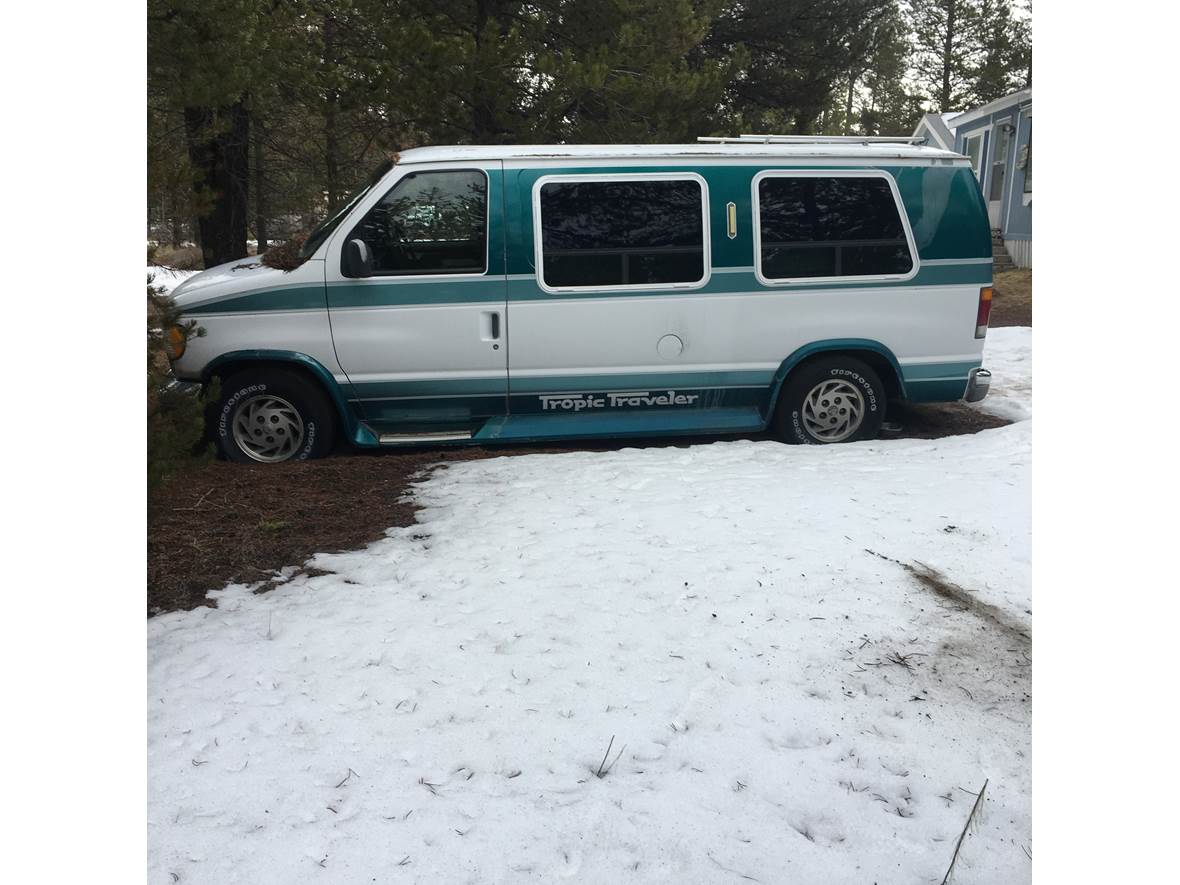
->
[323,162,508,429]
[987,124,1012,229]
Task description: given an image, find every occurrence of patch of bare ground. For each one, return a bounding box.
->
[866,549,1030,644]
[881,400,1010,439]
[991,268,1032,327]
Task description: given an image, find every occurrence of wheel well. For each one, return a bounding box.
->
[775,348,904,405]
[205,358,349,426]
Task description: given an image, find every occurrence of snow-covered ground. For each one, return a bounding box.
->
[148,328,1032,884]
[973,326,1031,423]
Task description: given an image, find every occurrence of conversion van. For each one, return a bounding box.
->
[166,136,994,463]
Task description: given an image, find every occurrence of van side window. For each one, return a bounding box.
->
[350,169,487,275]
[756,175,914,282]
[537,178,706,289]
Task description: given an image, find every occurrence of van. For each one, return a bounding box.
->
[167,136,994,463]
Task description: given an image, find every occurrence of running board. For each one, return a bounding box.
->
[378,429,473,445]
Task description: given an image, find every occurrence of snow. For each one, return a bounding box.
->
[973,327,1032,423]
[148,329,1032,884]
[149,265,199,295]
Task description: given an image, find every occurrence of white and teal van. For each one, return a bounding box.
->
[167,137,994,463]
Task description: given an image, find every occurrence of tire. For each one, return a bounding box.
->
[772,355,886,445]
[213,368,337,463]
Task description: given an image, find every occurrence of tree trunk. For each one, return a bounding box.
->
[184,102,250,268]
[253,118,268,253]
[325,93,340,211]
[323,12,341,211]
[470,0,500,142]
[940,2,957,111]
[168,196,183,248]
[845,74,856,135]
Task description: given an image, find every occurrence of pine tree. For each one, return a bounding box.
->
[531,0,737,142]
[908,0,981,111]
[149,0,289,267]
[968,0,1025,103]
[706,1,898,134]
[858,10,927,135]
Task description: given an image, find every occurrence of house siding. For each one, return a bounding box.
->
[952,94,1032,267]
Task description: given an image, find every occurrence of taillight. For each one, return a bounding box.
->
[975,286,993,339]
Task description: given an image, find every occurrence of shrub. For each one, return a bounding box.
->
[148,274,213,489]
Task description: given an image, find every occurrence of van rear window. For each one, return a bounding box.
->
[756,175,914,282]
[537,178,706,290]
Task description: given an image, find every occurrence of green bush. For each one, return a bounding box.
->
[148,274,213,489]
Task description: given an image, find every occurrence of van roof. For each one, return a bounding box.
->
[396,142,967,165]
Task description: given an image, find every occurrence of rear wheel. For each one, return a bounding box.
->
[772,355,886,445]
[213,368,336,463]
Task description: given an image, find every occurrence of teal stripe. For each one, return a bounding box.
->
[329,279,505,308]
[184,284,326,315]
[901,361,980,381]
[475,407,765,442]
[900,359,978,403]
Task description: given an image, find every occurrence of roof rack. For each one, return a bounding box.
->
[697,134,928,145]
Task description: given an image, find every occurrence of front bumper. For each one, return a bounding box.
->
[964,367,992,403]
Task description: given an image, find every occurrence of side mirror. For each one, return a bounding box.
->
[343,239,373,278]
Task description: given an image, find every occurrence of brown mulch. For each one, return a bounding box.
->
[148,448,491,616]
[147,400,1012,616]
[991,269,1032,327]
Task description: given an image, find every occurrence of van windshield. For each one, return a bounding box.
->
[298,158,395,259]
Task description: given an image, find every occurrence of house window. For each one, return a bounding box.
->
[964,133,985,181]
[990,124,1012,202]
[536,176,707,290]
[1023,136,1032,193]
[349,169,488,276]
[754,173,915,282]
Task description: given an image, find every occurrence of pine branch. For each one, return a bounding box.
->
[941,778,989,885]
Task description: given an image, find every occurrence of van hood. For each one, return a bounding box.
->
[169,257,324,311]
[170,257,281,302]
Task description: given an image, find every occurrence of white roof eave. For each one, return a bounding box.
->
[950,89,1033,129]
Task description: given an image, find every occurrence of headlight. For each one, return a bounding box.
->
[165,325,186,360]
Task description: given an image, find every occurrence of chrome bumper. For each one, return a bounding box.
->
[964,367,992,403]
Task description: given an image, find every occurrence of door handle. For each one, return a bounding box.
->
[480,310,501,342]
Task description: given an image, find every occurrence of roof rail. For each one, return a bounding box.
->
[697,134,928,145]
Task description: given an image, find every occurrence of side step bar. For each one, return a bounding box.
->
[378,429,473,445]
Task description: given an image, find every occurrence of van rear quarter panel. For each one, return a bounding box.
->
[503,161,992,411]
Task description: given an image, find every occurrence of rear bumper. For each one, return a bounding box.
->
[963,367,991,403]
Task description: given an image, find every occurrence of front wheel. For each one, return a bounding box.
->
[772,356,885,445]
[213,368,337,463]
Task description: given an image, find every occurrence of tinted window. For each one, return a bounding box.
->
[538,179,705,288]
[757,176,913,280]
[350,169,487,275]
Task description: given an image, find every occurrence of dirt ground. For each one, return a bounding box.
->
[147,402,1012,616]
[991,268,1032,326]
